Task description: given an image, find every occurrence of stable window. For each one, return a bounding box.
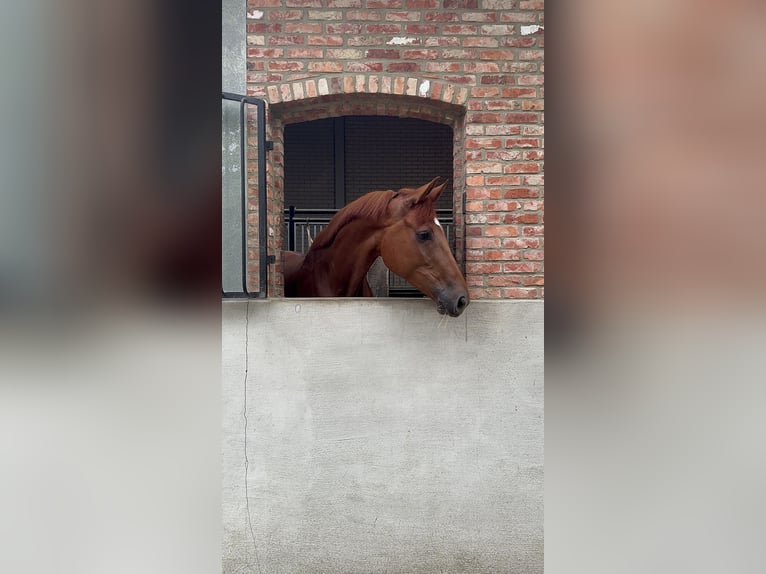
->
[284,115,455,296]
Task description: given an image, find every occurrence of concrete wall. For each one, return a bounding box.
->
[222,0,245,293]
[223,299,543,573]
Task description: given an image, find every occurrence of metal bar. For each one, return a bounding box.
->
[238,98,249,296]
[288,205,295,251]
[255,98,269,297]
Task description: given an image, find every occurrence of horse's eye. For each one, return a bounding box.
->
[416,230,432,242]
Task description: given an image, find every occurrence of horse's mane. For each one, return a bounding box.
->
[310,190,396,251]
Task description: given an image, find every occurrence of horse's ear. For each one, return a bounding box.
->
[427,179,448,203]
[412,176,442,204]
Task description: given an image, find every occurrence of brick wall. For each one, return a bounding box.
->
[245,0,544,299]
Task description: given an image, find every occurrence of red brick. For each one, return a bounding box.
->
[405,24,439,34]
[486,176,522,186]
[366,24,401,33]
[479,49,514,60]
[505,163,540,174]
[523,150,544,160]
[487,150,522,161]
[425,37,461,47]
[466,187,490,199]
[466,263,502,274]
[465,224,484,234]
[487,275,523,286]
[425,62,461,72]
[502,88,537,98]
[403,49,438,59]
[487,201,520,211]
[287,48,324,58]
[466,175,485,186]
[268,35,305,45]
[506,113,538,123]
[523,174,544,185]
[308,62,343,72]
[442,75,476,85]
[521,101,544,111]
[426,12,459,22]
[387,62,420,72]
[462,12,498,22]
[480,75,515,85]
[466,237,501,248]
[285,0,322,5]
[249,23,282,33]
[504,213,539,224]
[522,276,545,286]
[366,49,400,59]
[442,49,477,59]
[405,0,438,7]
[268,10,304,20]
[308,36,343,45]
[500,12,537,23]
[463,38,500,48]
[518,75,544,85]
[519,0,545,9]
[503,188,538,199]
[503,238,540,249]
[466,250,484,261]
[268,61,304,71]
[485,100,517,110]
[346,10,383,20]
[467,112,503,123]
[247,48,284,58]
[346,62,384,72]
[520,50,545,60]
[465,201,484,212]
[386,11,422,21]
[524,250,544,261]
[327,23,363,33]
[443,25,479,34]
[285,23,323,33]
[368,0,402,6]
[522,226,545,236]
[470,87,500,97]
[443,0,478,7]
[327,0,362,6]
[502,37,537,48]
[466,138,502,149]
[506,138,539,148]
[485,226,519,237]
[464,62,500,73]
[486,250,522,261]
[502,262,541,273]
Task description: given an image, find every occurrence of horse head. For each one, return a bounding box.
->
[380,177,470,317]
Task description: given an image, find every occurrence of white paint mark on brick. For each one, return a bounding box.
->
[387,36,417,46]
[247,9,264,19]
[520,25,543,35]
[419,79,430,97]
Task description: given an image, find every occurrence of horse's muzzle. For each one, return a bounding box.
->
[436,291,469,317]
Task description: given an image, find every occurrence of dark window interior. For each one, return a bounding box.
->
[284,116,453,210]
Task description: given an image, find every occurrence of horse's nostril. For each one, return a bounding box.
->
[456,296,467,310]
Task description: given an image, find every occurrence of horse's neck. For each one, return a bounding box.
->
[306,220,382,296]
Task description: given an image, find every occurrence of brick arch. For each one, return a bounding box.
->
[254,77,469,297]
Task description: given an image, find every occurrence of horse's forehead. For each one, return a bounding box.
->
[404,202,436,226]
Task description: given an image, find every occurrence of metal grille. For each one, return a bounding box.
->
[285,208,455,295]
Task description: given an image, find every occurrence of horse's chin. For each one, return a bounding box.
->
[436,301,448,315]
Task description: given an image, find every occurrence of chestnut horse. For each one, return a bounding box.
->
[284,177,469,317]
